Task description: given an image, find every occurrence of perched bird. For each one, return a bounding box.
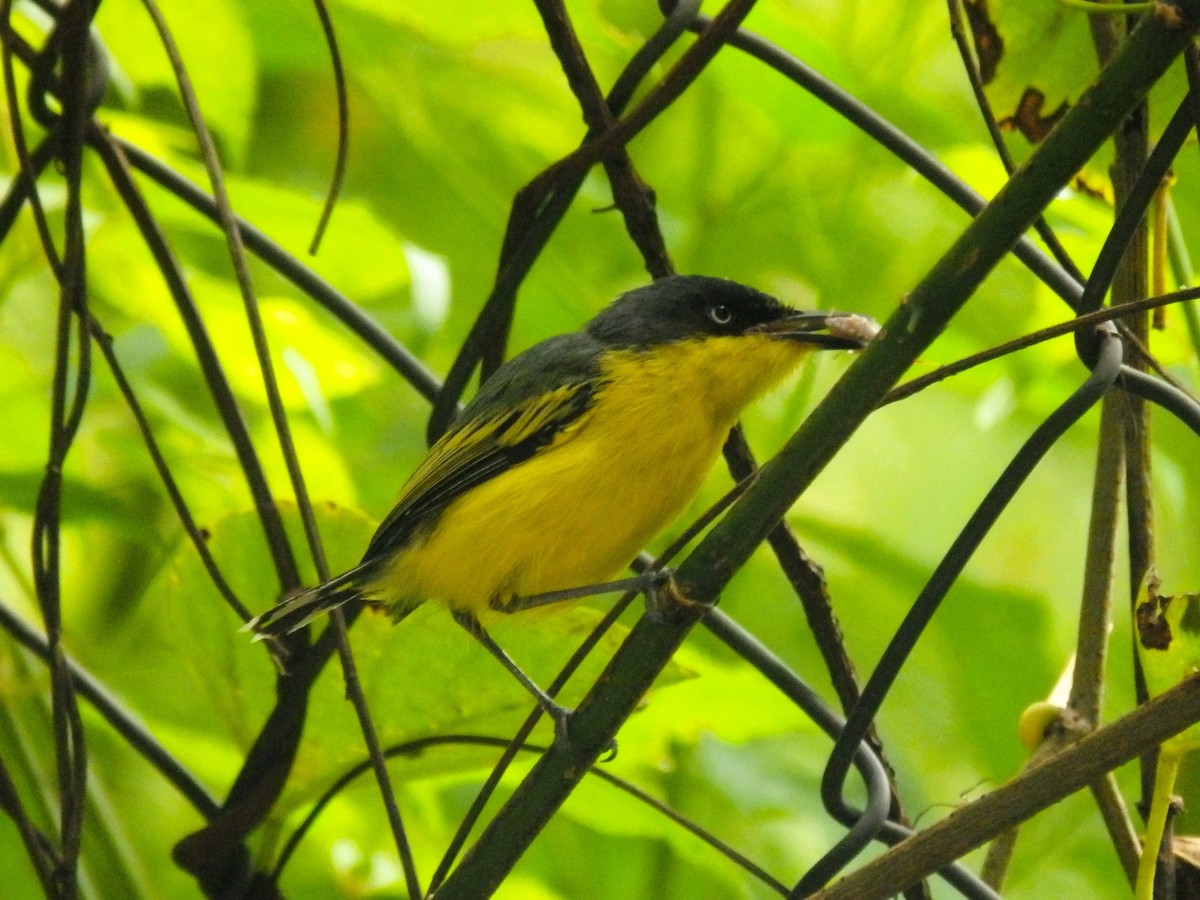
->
[247,275,874,730]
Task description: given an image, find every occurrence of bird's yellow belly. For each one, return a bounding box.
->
[388,405,726,614]
[368,334,806,616]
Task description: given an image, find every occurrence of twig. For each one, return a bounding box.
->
[306,0,349,255]
[946,0,1086,284]
[882,285,1200,406]
[533,0,671,277]
[90,134,300,595]
[1092,773,1142,886]
[35,3,97,890]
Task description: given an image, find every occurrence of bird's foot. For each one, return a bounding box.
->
[643,569,712,624]
[544,701,617,760]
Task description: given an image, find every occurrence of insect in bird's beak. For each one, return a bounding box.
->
[748,311,880,350]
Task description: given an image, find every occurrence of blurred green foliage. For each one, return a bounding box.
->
[1,0,1198,897]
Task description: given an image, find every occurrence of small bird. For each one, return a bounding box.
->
[247,275,874,731]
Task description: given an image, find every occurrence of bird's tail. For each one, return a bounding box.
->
[242,562,379,639]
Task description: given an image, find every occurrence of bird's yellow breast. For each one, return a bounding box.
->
[369,334,811,615]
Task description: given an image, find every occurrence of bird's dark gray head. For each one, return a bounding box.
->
[586,275,869,350]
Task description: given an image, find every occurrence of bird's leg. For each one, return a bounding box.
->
[494,569,675,613]
[450,609,575,745]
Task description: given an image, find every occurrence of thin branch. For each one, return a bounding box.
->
[881,285,1200,406]
[35,2,97,889]
[89,134,299,601]
[135,0,415,886]
[1085,2,1158,850]
[306,0,349,255]
[0,753,55,894]
[135,0,306,587]
[1092,773,1142,886]
[329,610,422,897]
[87,316,253,622]
[531,0,672,282]
[946,0,1087,284]
[1070,394,1125,725]
[0,0,60,272]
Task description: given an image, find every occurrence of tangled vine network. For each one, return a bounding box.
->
[3,0,1200,898]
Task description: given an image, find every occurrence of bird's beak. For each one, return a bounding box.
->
[747,311,879,350]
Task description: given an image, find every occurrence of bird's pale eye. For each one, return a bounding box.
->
[708,304,734,326]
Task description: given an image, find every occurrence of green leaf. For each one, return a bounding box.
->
[1136,583,1200,754]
